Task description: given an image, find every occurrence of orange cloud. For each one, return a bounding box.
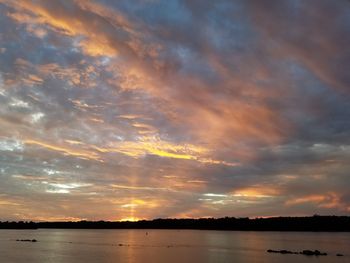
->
[1,0,144,60]
[24,140,102,162]
[232,187,280,198]
[94,135,237,166]
[285,192,349,211]
[78,38,118,57]
[0,200,21,206]
[286,194,331,206]
[23,136,235,166]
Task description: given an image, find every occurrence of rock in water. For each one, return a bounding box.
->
[300,250,327,256]
[267,249,327,256]
[16,239,38,242]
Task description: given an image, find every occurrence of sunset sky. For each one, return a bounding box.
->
[0,0,349,221]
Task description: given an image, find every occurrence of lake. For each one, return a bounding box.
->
[0,229,349,262]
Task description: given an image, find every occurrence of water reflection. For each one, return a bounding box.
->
[0,229,349,263]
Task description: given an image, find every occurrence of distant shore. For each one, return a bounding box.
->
[1,215,350,231]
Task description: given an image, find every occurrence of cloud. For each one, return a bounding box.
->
[0,0,349,220]
[248,0,350,94]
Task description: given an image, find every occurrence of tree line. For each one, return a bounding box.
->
[1,215,349,231]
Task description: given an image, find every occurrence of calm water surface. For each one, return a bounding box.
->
[0,229,349,263]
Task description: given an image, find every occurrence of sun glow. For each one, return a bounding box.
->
[119,217,142,222]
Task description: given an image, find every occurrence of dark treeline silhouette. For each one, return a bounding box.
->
[1,216,350,231]
[0,221,37,229]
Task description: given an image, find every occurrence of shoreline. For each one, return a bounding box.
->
[1,216,350,231]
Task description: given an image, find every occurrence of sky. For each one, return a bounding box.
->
[0,0,349,221]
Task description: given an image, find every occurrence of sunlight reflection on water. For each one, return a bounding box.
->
[0,229,349,263]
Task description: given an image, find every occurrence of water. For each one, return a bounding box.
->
[0,229,349,263]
